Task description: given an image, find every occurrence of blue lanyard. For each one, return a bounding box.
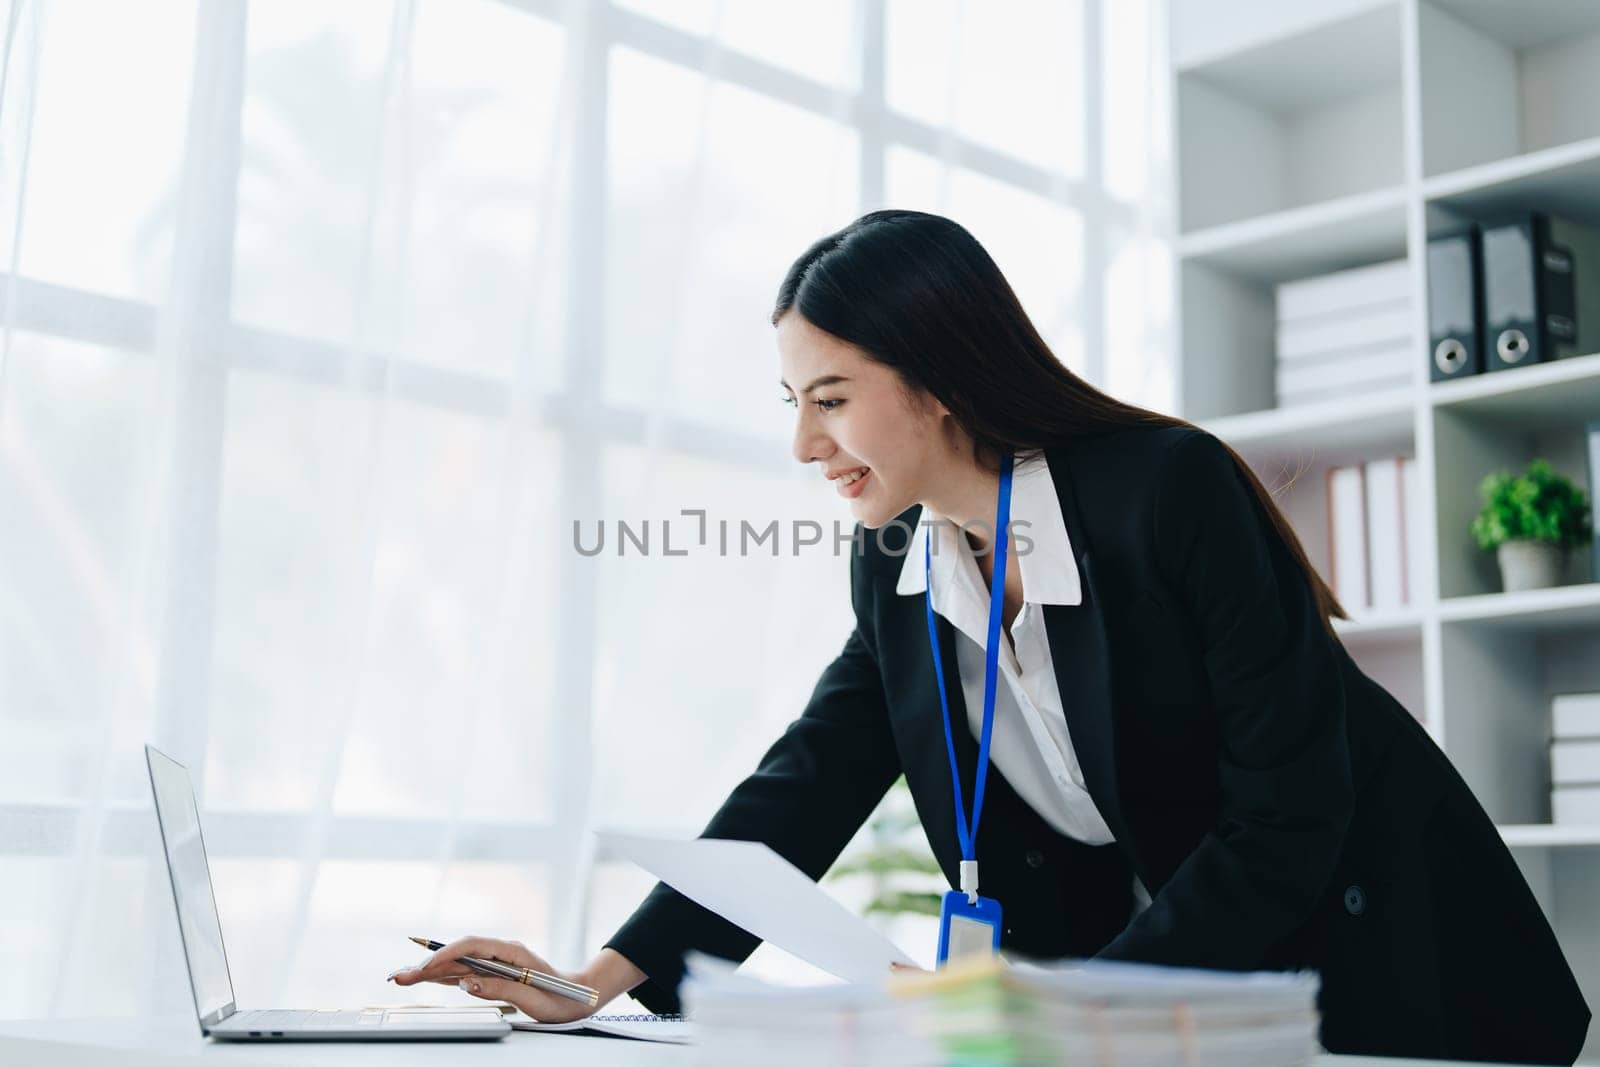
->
[924,453,1014,869]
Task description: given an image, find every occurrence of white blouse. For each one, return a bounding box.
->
[896,452,1117,847]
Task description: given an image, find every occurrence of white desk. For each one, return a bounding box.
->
[0,1017,1528,1066]
[0,1018,692,1066]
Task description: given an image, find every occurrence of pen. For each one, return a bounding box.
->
[408,936,600,1009]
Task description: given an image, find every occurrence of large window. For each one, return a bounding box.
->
[0,0,1171,1013]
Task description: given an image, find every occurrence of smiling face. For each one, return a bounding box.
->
[777,311,954,528]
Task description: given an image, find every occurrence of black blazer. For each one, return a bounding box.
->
[607,424,1591,1064]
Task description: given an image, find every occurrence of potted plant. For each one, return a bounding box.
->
[827,777,942,923]
[1470,458,1593,593]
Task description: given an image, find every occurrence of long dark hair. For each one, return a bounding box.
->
[770,208,1349,637]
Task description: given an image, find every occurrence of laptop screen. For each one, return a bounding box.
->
[146,745,236,1025]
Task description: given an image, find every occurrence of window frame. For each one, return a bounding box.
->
[2,0,1169,983]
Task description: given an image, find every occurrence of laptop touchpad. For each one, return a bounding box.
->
[381,1011,500,1027]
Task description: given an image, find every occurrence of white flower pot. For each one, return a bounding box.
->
[1496,539,1566,592]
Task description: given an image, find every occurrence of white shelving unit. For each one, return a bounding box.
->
[1170,1,1600,1058]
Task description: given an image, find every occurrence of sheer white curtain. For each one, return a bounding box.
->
[0,0,1171,1017]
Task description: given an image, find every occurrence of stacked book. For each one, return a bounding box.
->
[1552,694,1600,824]
[1325,454,1423,614]
[682,953,1322,1066]
[1275,259,1412,407]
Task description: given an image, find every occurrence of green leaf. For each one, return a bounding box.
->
[827,848,943,879]
[867,809,924,836]
[1471,458,1593,551]
[864,891,944,918]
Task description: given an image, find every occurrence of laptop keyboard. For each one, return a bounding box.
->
[226,1009,371,1032]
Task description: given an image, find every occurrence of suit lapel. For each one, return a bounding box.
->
[924,596,984,869]
[887,455,1134,866]
[884,512,979,875]
[1040,447,1133,848]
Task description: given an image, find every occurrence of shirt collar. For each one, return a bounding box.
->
[894,452,1083,606]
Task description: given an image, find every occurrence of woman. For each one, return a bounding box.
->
[392,210,1590,1063]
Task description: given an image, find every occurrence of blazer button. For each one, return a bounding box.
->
[1343,884,1366,916]
[1024,849,1046,869]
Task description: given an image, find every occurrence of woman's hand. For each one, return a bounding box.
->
[387,936,596,1024]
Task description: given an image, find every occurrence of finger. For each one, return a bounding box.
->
[389,965,434,985]
[456,975,523,1005]
[389,963,471,985]
[437,936,505,959]
[405,937,523,981]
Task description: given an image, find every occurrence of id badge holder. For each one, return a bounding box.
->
[936,890,1003,966]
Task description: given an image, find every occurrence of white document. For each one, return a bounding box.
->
[598,832,917,983]
[1401,454,1422,606]
[1274,344,1410,391]
[1553,785,1600,824]
[1275,305,1412,361]
[1553,693,1600,739]
[1327,464,1368,613]
[1275,258,1408,322]
[1276,373,1409,407]
[1551,740,1600,785]
[1363,456,1406,611]
[510,1015,694,1043]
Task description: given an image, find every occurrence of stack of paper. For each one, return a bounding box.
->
[682,956,939,1065]
[607,832,1320,1064]
[683,953,1322,1066]
[1275,259,1412,407]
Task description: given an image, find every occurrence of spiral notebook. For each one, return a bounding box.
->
[509,1012,693,1044]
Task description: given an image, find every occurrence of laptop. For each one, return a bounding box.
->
[145,743,510,1041]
